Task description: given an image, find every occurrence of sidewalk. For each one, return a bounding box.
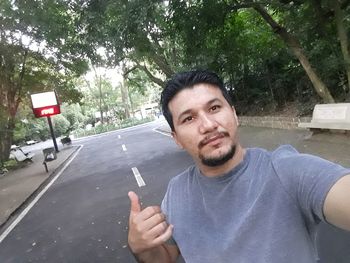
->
[0,145,79,228]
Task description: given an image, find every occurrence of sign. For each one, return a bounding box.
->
[30,91,61,118]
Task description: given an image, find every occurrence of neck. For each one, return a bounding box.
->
[198,144,246,177]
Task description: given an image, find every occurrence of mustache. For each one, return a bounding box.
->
[198,131,230,149]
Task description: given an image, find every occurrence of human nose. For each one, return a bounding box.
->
[198,113,217,134]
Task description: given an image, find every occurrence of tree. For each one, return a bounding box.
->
[331,0,350,96]
[125,69,161,113]
[60,103,86,134]
[80,72,123,123]
[80,0,183,87]
[252,4,335,103]
[167,0,336,103]
[0,0,89,165]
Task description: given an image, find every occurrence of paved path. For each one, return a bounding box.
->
[0,146,79,227]
[0,120,349,262]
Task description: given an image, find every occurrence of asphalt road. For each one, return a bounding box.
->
[0,121,349,262]
[1,121,192,262]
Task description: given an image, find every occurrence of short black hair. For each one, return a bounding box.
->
[161,69,232,131]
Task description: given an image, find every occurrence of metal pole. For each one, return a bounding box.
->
[47,116,59,152]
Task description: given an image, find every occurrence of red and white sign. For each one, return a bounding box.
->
[30,91,61,118]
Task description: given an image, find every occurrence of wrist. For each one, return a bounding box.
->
[130,245,171,263]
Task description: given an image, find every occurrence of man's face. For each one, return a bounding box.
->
[169,83,239,167]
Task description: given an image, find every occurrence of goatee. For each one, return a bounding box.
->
[200,144,236,167]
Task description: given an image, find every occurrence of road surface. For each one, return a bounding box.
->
[0,121,349,262]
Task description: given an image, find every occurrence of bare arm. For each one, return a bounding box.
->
[128,191,179,263]
[323,174,350,230]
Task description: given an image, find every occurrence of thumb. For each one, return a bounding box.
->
[128,191,141,215]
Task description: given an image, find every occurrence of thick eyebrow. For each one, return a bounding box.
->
[177,98,222,122]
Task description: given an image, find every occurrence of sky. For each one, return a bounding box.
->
[84,66,124,87]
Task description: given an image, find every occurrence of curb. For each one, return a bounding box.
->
[0,145,81,234]
[238,116,312,130]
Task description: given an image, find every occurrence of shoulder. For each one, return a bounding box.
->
[271,144,299,160]
[161,165,195,213]
[270,144,336,171]
[269,145,349,191]
[167,165,196,189]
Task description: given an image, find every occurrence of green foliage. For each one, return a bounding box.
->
[73,116,155,138]
[0,0,90,163]
[11,103,88,144]
[126,69,161,108]
[61,103,86,133]
[79,73,124,122]
[52,115,70,137]
[2,0,350,160]
[12,122,27,144]
[2,159,19,170]
[29,118,50,142]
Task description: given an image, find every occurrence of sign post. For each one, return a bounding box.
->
[47,116,59,152]
[30,91,61,152]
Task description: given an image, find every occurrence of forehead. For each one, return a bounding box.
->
[169,83,225,115]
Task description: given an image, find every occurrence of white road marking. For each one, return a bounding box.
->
[118,135,121,139]
[131,167,146,187]
[152,128,171,137]
[122,144,127,151]
[0,145,84,244]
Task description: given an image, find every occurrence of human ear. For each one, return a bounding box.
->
[232,106,239,126]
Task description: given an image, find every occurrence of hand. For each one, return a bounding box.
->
[128,191,173,254]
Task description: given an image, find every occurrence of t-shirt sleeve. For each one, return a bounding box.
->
[161,180,178,246]
[271,145,350,224]
[161,180,172,218]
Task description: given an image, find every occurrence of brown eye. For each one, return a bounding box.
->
[210,105,220,112]
[183,116,193,123]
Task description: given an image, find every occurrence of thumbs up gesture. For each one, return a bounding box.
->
[128,191,173,254]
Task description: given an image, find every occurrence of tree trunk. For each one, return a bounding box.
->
[0,121,14,166]
[0,88,17,166]
[333,0,350,96]
[266,68,276,105]
[253,5,335,103]
[98,75,104,124]
[150,52,174,78]
[0,49,26,166]
[121,64,131,119]
[146,35,175,78]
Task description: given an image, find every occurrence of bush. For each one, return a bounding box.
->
[73,117,155,138]
[1,159,23,171]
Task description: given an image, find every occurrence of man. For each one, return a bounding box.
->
[128,70,350,262]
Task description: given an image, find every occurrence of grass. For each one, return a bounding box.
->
[73,117,155,138]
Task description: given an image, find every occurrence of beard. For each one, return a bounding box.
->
[199,144,236,167]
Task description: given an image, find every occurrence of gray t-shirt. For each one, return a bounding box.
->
[161,145,350,263]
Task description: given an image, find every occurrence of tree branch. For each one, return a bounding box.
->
[122,65,138,77]
[135,62,165,87]
[141,30,174,78]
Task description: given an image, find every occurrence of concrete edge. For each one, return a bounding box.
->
[238,116,313,130]
[154,127,171,136]
[0,145,82,233]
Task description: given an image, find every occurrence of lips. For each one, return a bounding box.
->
[199,132,227,149]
